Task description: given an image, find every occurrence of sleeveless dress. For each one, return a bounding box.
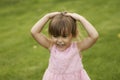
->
[42,42,90,80]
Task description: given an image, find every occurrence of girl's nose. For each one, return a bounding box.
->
[57,37,62,43]
[57,38,64,45]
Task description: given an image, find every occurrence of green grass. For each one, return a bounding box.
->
[0,0,120,80]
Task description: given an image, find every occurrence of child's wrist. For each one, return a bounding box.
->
[78,15,85,21]
[45,13,51,19]
[45,12,61,19]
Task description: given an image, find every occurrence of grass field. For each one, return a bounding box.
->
[0,0,120,80]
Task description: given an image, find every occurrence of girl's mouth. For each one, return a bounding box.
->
[56,42,65,47]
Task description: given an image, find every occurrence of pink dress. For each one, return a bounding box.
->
[42,42,91,80]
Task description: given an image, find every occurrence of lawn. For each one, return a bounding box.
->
[0,0,120,80]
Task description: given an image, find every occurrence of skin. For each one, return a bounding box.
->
[31,12,99,52]
[51,33,72,51]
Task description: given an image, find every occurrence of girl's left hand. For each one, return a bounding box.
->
[46,12,61,19]
[65,12,83,21]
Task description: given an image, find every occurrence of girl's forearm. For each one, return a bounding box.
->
[31,14,49,34]
[78,16,99,39]
[31,12,60,34]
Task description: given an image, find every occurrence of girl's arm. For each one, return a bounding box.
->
[66,13,99,51]
[31,12,60,49]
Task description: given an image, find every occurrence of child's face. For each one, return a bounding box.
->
[51,33,72,51]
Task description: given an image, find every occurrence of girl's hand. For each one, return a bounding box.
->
[65,12,83,21]
[46,12,61,19]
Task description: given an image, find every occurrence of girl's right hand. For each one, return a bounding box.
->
[65,12,83,21]
[46,12,61,19]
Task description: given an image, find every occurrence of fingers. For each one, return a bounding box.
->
[47,11,80,20]
[49,11,70,19]
[48,12,61,19]
[64,12,76,19]
[65,12,82,21]
[61,11,67,15]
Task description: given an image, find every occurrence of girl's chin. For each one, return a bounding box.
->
[56,45,67,51]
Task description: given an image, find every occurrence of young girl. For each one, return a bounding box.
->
[31,12,99,80]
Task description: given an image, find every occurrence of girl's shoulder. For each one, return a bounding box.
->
[72,41,80,51]
[73,41,82,58]
[48,41,54,51]
[46,38,54,51]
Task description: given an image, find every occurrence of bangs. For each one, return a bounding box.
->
[48,14,77,37]
[49,21,71,36]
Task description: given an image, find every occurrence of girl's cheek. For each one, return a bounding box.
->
[64,39,70,43]
[52,38,57,42]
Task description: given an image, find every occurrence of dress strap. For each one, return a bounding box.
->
[72,42,82,58]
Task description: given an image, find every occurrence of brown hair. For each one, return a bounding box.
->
[48,13,77,37]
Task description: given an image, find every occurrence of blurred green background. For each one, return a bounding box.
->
[0,0,120,80]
